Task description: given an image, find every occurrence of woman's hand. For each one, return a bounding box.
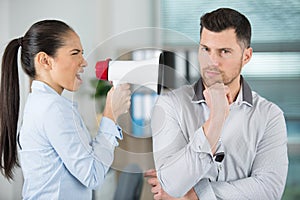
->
[103,83,131,123]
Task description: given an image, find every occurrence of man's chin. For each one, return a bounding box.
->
[203,77,224,87]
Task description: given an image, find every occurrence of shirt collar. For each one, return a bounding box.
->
[31,80,78,107]
[31,80,60,96]
[191,76,253,106]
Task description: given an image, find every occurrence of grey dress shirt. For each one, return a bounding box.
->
[151,76,288,200]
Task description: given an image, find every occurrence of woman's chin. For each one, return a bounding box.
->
[75,78,83,89]
[67,81,82,92]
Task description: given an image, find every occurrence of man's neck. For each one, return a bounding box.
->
[227,76,241,102]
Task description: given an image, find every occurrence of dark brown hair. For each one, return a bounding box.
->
[200,8,252,48]
[0,20,74,180]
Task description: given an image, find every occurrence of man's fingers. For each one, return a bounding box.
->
[147,177,159,186]
[151,184,161,194]
[144,169,157,177]
[154,193,162,200]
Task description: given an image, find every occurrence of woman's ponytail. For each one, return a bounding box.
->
[0,38,21,180]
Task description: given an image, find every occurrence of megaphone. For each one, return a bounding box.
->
[95,53,165,94]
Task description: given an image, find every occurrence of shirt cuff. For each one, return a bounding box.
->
[190,127,213,155]
[194,179,217,200]
[98,117,123,146]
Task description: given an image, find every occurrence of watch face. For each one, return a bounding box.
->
[215,152,225,162]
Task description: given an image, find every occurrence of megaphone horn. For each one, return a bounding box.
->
[95,53,165,94]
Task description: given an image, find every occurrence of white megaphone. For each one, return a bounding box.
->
[95,52,165,94]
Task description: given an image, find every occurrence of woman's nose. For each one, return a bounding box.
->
[82,58,88,68]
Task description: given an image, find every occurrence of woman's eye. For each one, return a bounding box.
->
[71,50,83,55]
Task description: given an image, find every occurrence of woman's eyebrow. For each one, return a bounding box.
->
[70,49,84,54]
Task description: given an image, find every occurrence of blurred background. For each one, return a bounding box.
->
[0,0,299,199]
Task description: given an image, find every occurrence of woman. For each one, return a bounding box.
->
[0,19,130,199]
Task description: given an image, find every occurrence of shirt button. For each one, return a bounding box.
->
[218,165,222,171]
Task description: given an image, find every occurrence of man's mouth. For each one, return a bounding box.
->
[203,68,224,86]
[206,70,220,76]
[205,69,221,78]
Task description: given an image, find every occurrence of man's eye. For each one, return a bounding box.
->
[201,47,208,51]
[222,49,231,54]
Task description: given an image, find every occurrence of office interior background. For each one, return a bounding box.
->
[0,0,299,199]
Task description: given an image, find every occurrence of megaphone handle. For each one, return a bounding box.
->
[112,80,119,88]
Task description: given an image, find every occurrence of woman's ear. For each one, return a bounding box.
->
[242,47,253,66]
[35,52,52,70]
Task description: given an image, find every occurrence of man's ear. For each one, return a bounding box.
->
[242,47,253,66]
[35,52,52,70]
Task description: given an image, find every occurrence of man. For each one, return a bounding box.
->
[145,8,288,200]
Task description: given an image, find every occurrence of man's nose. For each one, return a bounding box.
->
[208,51,220,66]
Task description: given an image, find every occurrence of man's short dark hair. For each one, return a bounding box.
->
[200,8,252,48]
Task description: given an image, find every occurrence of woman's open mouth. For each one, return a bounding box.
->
[76,73,82,81]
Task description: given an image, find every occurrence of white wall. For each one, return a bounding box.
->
[0,0,156,199]
[0,0,9,46]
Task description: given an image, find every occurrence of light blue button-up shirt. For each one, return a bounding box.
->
[18,81,122,200]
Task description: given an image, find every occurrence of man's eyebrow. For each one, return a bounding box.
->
[219,47,234,51]
[200,44,233,51]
